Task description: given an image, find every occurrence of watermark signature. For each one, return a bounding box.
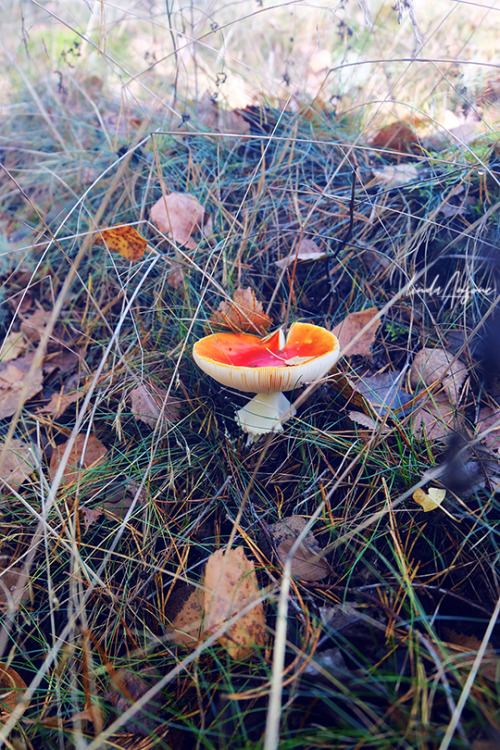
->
[408,272,494,305]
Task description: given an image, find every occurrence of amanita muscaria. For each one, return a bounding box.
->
[193,322,340,436]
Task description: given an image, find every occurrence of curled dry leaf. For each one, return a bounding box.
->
[274,238,327,270]
[150,192,212,250]
[80,506,103,532]
[0,438,41,492]
[49,434,108,489]
[0,353,44,419]
[410,347,466,405]
[204,547,265,661]
[0,663,28,722]
[210,287,272,334]
[266,515,330,582]
[413,487,447,512]
[129,384,181,431]
[332,307,381,358]
[94,224,148,262]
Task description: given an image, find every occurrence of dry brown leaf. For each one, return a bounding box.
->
[37,388,83,419]
[20,308,52,343]
[410,347,466,405]
[0,567,30,609]
[49,434,108,488]
[167,261,185,291]
[369,121,421,155]
[42,348,82,375]
[106,668,161,735]
[0,438,40,492]
[332,308,381,357]
[150,192,212,250]
[476,405,500,453]
[444,631,500,683]
[370,163,419,187]
[204,547,265,660]
[411,396,458,440]
[0,352,44,419]
[274,238,327,270]
[266,516,330,582]
[210,287,272,334]
[0,663,28,721]
[129,384,181,431]
[80,506,103,532]
[167,585,205,646]
[0,331,26,362]
[94,224,147,262]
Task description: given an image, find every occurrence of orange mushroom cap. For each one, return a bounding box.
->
[193,322,340,393]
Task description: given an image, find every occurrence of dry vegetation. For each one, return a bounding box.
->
[0,1,500,748]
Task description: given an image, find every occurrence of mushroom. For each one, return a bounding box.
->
[193,321,340,436]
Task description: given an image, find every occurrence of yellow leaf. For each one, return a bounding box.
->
[94,225,147,261]
[204,547,265,660]
[413,487,446,512]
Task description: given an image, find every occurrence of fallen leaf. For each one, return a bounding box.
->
[0,352,44,419]
[354,371,414,417]
[266,516,330,581]
[167,261,185,291]
[94,224,147,262]
[37,387,83,418]
[150,192,212,250]
[0,438,40,492]
[0,331,26,362]
[274,238,327,270]
[477,405,500,453]
[20,308,52,343]
[348,410,390,433]
[332,308,381,357]
[106,668,161,736]
[371,163,419,187]
[42,348,82,375]
[413,487,446,512]
[49,434,108,489]
[0,567,30,608]
[204,547,265,660]
[167,585,205,646]
[369,121,421,155]
[0,663,28,721]
[410,347,467,405]
[129,384,181,431]
[80,506,103,532]
[443,631,500,683]
[411,396,458,440]
[210,287,272,334]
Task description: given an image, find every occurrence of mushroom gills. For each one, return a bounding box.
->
[236,392,296,436]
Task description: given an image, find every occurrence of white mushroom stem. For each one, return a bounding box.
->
[236,392,297,436]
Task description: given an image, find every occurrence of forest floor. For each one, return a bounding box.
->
[1,2,500,749]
